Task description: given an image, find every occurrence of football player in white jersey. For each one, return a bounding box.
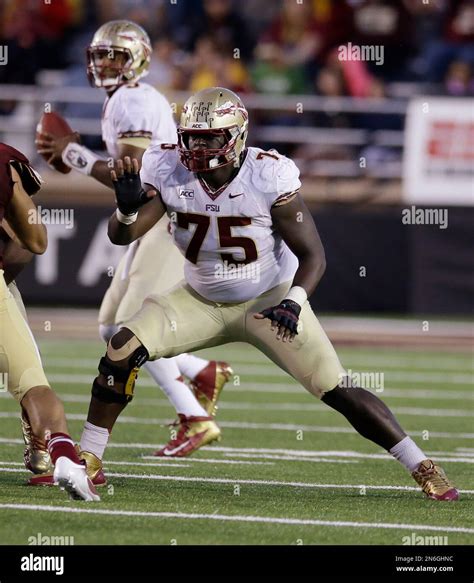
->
[32,21,232,486]
[83,86,458,501]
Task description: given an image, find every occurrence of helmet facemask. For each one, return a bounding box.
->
[178,126,247,172]
[87,47,134,89]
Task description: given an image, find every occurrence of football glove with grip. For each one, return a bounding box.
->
[112,166,152,215]
[259,299,301,335]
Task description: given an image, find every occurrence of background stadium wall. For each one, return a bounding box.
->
[16,205,474,316]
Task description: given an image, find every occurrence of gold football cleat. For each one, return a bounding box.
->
[78,449,107,486]
[154,414,221,457]
[190,361,233,417]
[21,408,53,475]
[412,459,459,501]
[28,447,107,487]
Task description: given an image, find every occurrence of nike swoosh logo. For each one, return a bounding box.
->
[229,193,244,199]
[161,440,193,456]
[161,430,209,456]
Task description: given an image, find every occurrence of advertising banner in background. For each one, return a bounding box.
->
[403,97,474,206]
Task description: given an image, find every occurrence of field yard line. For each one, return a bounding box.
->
[0,457,271,469]
[140,456,358,465]
[226,386,472,396]
[42,368,474,386]
[427,451,474,457]
[23,373,474,394]
[42,353,474,370]
[217,452,474,464]
[1,447,470,466]
[333,355,474,370]
[104,458,274,466]
[1,470,473,495]
[1,414,472,438]
[1,503,473,534]
[0,437,474,465]
[3,386,471,403]
[212,445,474,462]
[3,392,471,415]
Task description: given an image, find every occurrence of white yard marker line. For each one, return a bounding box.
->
[42,368,474,386]
[136,457,274,466]
[11,373,473,400]
[3,387,472,403]
[4,390,472,413]
[140,456,356,465]
[0,503,472,534]
[1,467,473,495]
[220,452,474,464]
[426,451,474,457]
[0,456,272,469]
[1,413,473,438]
[42,352,474,370]
[211,445,474,461]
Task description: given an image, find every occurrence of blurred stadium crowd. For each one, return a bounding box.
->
[1,0,473,99]
[0,0,473,184]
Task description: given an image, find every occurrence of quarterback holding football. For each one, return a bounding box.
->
[84,86,458,501]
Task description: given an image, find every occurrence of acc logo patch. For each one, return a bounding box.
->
[179,189,194,199]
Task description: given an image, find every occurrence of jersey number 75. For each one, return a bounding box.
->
[176,213,258,265]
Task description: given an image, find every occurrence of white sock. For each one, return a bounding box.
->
[80,421,110,460]
[389,436,427,472]
[174,353,209,380]
[145,358,209,417]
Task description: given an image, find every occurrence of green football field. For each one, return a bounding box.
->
[0,338,473,545]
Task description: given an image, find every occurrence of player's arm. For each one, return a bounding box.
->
[272,193,326,294]
[36,132,149,189]
[4,169,47,255]
[91,141,148,188]
[108,156,166,245]
[254,193,325,342]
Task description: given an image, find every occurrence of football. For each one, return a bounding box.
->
[36,112,73,174]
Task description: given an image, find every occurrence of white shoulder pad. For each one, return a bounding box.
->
[250,148,301,205]
[115,85,159,139]
[140,144,179,191]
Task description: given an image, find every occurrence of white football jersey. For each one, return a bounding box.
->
[140,145,301,302]
[101,82,177,158]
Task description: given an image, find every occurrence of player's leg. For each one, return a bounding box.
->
[98,242,131,342]
[115,222,232,417]
[89,244,218,464]
[0,272,99,501]
[112,268,224,419]
[6,280,52,473]
[84,284,228,460]
[143,357,211,416]
[174,354,233,416]
[8,280,27,320]
[246,284,458,501]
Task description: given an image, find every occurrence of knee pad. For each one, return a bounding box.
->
[92,329,149,404]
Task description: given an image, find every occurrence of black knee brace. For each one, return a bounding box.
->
[92,345,149,404]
